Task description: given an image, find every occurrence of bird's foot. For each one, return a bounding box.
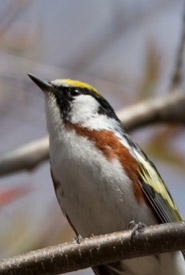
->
[128,220,146,239]
[73,234,82,244]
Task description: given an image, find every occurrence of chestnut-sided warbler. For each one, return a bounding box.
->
[28,74,185,275]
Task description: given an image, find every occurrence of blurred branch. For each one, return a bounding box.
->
[117,89,185,131]
[0,222,185,275]
[170,3,185,89]
[0,137,49,176]
[0,90,185,177]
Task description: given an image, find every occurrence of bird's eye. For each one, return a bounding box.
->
[71,89,80,96]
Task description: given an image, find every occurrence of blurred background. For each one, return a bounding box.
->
[0,0,185,274]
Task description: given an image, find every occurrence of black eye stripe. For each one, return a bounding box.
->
[53,86,120,123]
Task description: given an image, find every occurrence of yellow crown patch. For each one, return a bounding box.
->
[59,79,101,97]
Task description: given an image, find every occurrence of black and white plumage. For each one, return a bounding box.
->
[29,74,185,275]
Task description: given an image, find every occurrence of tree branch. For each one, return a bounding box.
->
[0,90,185,177]
[0,222,185,275]
[0,137,49,176]
[170,2,185,89]
[117,89,185,130]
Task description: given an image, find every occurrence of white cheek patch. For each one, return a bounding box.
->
[70,95,99,124]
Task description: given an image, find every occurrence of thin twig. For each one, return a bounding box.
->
[0,222,185,275]
[170,2,185,89]
[0,90,185,177]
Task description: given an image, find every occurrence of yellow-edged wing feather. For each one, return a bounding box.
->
[134,148,183,222]
[132,144,185,258]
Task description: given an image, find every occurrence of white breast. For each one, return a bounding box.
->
[50,127,157,236]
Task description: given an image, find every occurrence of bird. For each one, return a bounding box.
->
[28,74,185,275]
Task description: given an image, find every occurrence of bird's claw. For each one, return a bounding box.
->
[73,234,82,244]
[128,220,146,239]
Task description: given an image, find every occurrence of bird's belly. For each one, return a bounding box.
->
[50,138,157,237]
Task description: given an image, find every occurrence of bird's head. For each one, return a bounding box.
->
[28,74,121,133]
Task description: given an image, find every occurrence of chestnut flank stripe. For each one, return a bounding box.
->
[65,122,145,203]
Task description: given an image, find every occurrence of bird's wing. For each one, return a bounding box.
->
[129,141,185,258]
[132,146,183,223]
